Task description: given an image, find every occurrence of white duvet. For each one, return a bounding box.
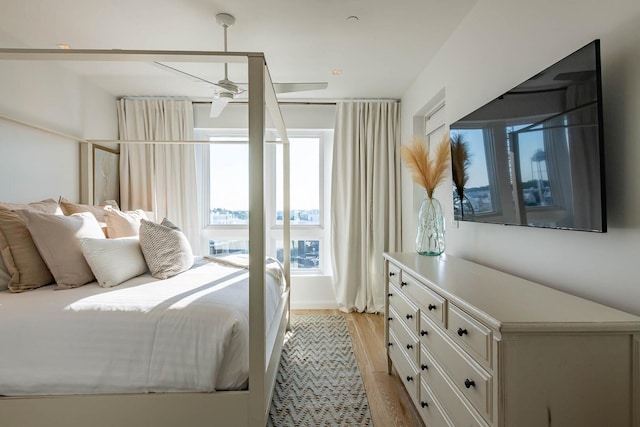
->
[0,257,285,396]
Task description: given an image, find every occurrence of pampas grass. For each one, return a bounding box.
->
[450,133,471,202]
[401,133,451,199]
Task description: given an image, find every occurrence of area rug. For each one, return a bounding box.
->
[268,315,373,427]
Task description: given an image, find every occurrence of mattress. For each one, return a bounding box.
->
[0,257,285,396]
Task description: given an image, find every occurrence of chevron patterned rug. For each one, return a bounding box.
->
[268,315,373,427]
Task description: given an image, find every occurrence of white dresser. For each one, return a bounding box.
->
[384,252,640,427]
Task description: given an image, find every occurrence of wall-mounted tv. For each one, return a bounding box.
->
[450,40,606,232]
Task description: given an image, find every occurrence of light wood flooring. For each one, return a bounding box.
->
[291,309,424,427]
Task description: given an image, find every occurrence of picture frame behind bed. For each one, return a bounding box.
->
[92,144,120,205]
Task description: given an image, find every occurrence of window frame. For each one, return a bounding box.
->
[194,127,331,275]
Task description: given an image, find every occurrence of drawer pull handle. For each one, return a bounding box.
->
[406,376,413,382]
[420,401,429,408]
[387,317,393,321]
[464,379,476,389]
[387,342,393,347]
[389,272,396,277]
[457,327,468,336]
[421,364,428,371]
[388,293,393,297]
[406,314,413,320]
[406,344,413,350]
[428,304,437,311]
[400,281,407,287]
[420,330,428,336]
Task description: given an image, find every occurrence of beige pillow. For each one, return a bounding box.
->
[58,197,119,223]
[81,237,148,287]
[139,219,193,280]
[104,206,148,238]
[0,198,61,214]
[17,210,106,289]
[0,254,9,291]
[0,209,54,292]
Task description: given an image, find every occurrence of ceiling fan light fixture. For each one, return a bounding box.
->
[210,92,233,118]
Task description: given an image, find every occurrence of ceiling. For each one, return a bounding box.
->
[0,0,477,101]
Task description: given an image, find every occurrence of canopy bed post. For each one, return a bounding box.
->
[247,53,267,427]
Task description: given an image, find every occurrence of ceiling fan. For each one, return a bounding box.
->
[154,13,328,117]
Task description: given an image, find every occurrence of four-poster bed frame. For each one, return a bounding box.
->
[0,48,291,427]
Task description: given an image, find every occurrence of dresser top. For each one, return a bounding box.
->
[384,252,640,332]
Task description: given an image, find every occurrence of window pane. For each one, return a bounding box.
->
[210,141,248,225]
[276,240,320,270]
[208,240,249,256]
[276,138,320,225]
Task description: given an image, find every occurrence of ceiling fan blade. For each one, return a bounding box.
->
[210,96,231,118]
[153,61,217,85]
[273,82,328,94]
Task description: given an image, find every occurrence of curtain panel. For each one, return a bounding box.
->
[117,99,200,254]
[331,101,402,313]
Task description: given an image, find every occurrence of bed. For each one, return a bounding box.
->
[0,48,291,427]
[0,256,287,395]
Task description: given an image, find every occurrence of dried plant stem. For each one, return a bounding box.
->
[401,133,451,199]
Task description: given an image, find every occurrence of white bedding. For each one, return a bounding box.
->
[0,257,285,396]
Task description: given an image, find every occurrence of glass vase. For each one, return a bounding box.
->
[416,195,445,256]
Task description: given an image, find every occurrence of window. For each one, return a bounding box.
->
[209,138,248,225]
[195,129,332,274]
[275,137,321,226]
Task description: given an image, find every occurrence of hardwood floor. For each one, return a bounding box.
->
[291,309,424,427]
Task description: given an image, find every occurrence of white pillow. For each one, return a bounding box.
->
[139,219,193,280]
[104,206,148,238]
[16,210,105,289]
[81,237,148,287]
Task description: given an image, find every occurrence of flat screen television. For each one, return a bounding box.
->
[450,40,606,232]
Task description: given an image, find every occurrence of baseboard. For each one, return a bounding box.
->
[290,300,339,310]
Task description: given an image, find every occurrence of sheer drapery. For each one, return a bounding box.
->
[331,101,401,313]
[117,99,200,254]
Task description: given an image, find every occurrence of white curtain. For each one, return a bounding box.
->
[117,99,201,254]
[331,101,402,313]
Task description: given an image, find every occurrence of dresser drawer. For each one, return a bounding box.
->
[420,314,492,420]
[447,304,492,363]
[419,380,454,427]
[388,283,419,332]
[388,329,420,403]
[421,348,490,427]
[388,262,401,286]
[388,306,419,365]
[401,272,446,327]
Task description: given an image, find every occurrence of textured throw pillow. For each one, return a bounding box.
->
[104,206,148,238]
[0,198,61,214]
[17,210,106,289]
[160,217,181,231]
[0,209,54,292]
[58,197,119,223]
[139,219,193,280]
[81,237,148,287]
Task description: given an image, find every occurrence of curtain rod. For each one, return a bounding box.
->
[193,98,399,106]
[0,112,87,142]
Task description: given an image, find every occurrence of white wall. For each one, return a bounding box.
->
[194,102,339,309]
[0,36,118,202]
[401,0,640,315]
